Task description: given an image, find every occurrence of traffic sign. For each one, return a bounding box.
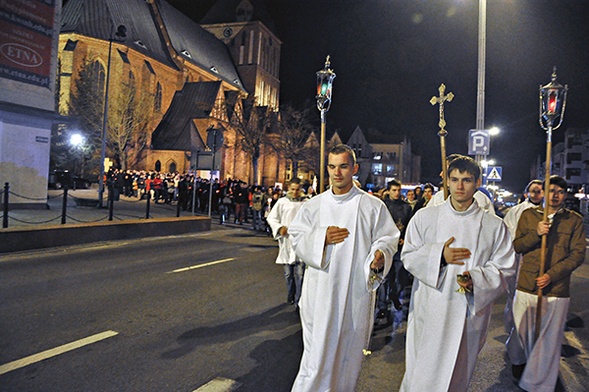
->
[468,129,489,155]
[486,166,502,182]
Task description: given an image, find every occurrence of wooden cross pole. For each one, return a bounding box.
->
[430,84,454,199]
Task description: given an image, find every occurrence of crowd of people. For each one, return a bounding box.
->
[105,144,585,391]
[103,168,315,229]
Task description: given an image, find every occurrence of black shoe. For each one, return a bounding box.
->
[512,363,525,382]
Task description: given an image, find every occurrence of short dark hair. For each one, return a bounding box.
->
[544,175,567,190]
[524,179,543,193]
[447,153,465,165]
[289,177,302,186]
[328,144,357,165]
[423,183,435,192]
[388,179,402,188]
[447,156,481,180]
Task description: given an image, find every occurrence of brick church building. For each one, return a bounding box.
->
[59,0,290,186]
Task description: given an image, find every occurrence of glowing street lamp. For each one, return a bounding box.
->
[69,133,85,147]
[316,56,336,193]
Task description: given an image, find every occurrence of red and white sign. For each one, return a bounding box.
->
[0,0,56,88]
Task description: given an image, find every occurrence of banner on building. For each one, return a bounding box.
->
[0,0,56,88]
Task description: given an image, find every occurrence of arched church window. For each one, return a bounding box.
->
[155,82,162,112]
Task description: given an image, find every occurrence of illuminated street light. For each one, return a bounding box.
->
[315,55,336,193]
[69,133,85,147]
[99,24,127,208]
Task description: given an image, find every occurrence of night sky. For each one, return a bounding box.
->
[168,0,589,193]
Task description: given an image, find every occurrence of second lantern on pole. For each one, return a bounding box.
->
[316,56,336,193]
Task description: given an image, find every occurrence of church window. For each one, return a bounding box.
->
[155,82,162,112]
[129,71,135,88]
[144,60,155,74]
[236,0,253,22]
[92,60,106,93]
[257,32,262,65]
[239,32,245,64]
[248,30,254,64]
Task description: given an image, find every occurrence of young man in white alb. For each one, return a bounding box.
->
[400,155,515,391]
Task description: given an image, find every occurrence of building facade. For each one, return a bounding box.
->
[58,0,286,187]
[535,128,589,194]
[348,126,421,189]
[0,1,63,207]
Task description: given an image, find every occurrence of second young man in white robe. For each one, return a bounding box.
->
[400,156,516,391]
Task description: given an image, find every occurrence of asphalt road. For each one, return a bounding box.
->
[0,228,302,391]
[0,226,587,391]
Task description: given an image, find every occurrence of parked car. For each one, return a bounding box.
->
[48,170,92,190]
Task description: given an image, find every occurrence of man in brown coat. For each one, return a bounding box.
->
[506,175,586,391]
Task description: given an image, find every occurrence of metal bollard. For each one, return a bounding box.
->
[145,193,150,219]
[61,186,68,224]
[108,183,114,221]
[3,182,9,228]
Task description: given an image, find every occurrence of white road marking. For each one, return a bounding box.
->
[167,258,236,274]
[0,330,118,375]
[193,377,241,392]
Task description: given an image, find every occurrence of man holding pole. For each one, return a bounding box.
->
[506,175,585,391]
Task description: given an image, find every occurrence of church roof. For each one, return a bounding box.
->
[200,0,276,34]
[151,81,222,151]
[61,0,245,90]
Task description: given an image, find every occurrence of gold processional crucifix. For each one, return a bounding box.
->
[430,84,454,200]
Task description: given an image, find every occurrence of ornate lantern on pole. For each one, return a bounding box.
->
[316,56,336,193]
[534,67,568,342]
[98,25,127,208]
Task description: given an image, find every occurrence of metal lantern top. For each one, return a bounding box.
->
[316,55,336,112]
[539,66,568,130]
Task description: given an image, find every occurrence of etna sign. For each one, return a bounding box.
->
[0,1,55,88]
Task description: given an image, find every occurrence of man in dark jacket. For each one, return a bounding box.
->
[377,180,413,328]
[506,175,586,391]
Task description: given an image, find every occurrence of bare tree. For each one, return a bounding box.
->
[107,77,152,170]
[64,56,105,176]
[273,105,317,178]
[228,95,274,185]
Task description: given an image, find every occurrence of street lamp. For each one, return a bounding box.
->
[475,0,487,164]
[315,55,336,193]
[99,24,127,208]
[69,133,84,147]
[534,67,568,342]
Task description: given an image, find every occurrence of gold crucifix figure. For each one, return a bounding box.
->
[430,83,454,199]
[430,83,454,136]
